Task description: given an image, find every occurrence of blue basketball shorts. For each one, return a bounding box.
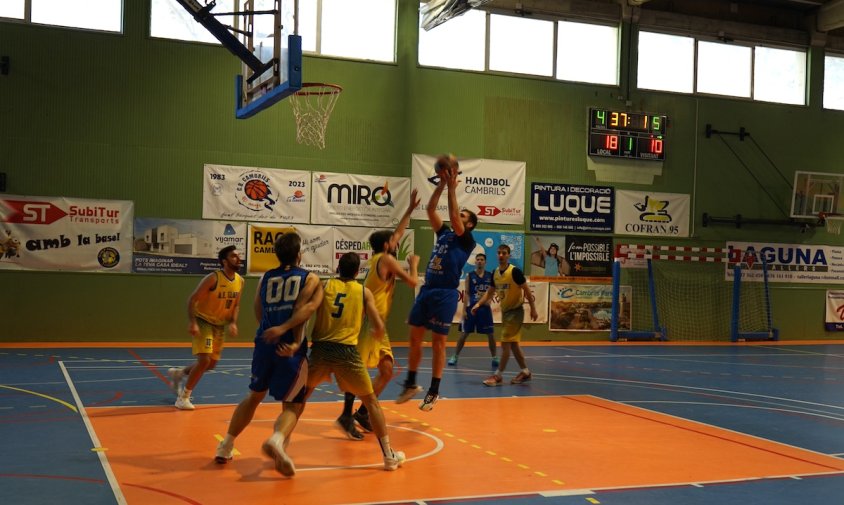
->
[460,304,494,334]
[249,340,309,403]
[408,287,459,335]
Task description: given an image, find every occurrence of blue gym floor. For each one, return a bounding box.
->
[1,342,843,504]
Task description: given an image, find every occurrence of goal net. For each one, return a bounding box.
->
[610,245,778,342]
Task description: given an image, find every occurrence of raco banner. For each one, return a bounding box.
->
[411,154,525,225]
[202,164,310,223]
[0,195,133,272]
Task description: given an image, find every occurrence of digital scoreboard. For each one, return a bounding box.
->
[588,108,667,161]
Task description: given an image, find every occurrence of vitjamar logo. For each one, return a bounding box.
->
[327,183,392,207]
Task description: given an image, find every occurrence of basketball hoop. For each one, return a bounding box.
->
[820,212,843,235]
[289,83,342,149]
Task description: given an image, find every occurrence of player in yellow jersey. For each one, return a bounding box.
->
[472,244,538,386]
[337,189,420,439]
[307,252,406,470]
[169,245,244,410]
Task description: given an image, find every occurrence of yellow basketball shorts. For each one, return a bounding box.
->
[192,318,225,360]
[500,307,525,343]
[307,341,374,397]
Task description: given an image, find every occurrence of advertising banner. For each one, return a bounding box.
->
[411,154,526,225]
[246,224,332,275]
[530,182,614,233]
[825,290,844,331]
[0,195,133,272]
[727,242,844,284]
[133,218,247,274]
[463,230,524,277]
[333,226,415,279]
[202,164,310,223]
[615,190,690,237]
[565,235,614,278]
[311,172,411,227]
[452,281,549,325]
[548,283,629,331]
[528,234,570,280]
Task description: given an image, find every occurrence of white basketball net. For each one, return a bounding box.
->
[826,216,843,235]
[289,83,342,149]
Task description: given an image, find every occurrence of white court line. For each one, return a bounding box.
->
[59,361,127,505]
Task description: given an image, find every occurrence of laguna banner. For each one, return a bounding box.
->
[133,218,247,274]
[726,241,844,284]
[614,190,690,237]
[411,154,526,225]
[202,164,310,223]
[0,195,133,272]
[311,172,411,227]
[530,182,614,233]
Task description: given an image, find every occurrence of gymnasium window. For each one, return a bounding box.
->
[557,20,618,86]
[150,0,397,64]
[489,14,554,77]
[697,40,752,98]
[754,46,806,105]
[150,0,236,44]
[823,53,844,111]
[1,0,122,32]
[639,30,807,105]
[419,8,620,87]
[637,31,695,93]
[418,8,486,71]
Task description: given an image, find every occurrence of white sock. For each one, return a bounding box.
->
[522,368,530,374]
[182,388,192,399]
[267,432,285,447]
[222,434,235,446]
[378,435,393,456]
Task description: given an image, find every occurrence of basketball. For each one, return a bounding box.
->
[435,154,457,176]
[244,179,270,201]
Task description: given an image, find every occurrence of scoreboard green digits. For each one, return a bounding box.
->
[588,108,667,161]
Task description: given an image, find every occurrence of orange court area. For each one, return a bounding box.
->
[88,396,844,504]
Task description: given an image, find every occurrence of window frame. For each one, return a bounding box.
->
[1,0,124,34]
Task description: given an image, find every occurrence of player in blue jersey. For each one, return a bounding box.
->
[448,252,497,368]
[397,155,477,411]
[214,232,323,477]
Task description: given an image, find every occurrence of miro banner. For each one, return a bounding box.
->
[530,182,614,233]
[726,242,844,284]
[311,172,411,227]
[202,164,310,223]
[614,190,690,237]
[411,154,526,225]
[132,218,247,274]
[0,195,133,272]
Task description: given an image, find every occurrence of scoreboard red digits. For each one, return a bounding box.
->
[588,108,667,161]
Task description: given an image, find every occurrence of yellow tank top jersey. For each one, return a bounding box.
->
[194,270,244,326]
[364,253,395,321]
[312,278,364,345]
[494,264,523,312]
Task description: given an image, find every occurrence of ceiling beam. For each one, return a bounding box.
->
[818,0,844,32]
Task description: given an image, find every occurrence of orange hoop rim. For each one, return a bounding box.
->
[294,83,343,96]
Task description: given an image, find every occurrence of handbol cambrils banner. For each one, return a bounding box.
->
[311,172,411,227]
[202,164,310,223]
[411,154,526,225]
[0,195,133,272]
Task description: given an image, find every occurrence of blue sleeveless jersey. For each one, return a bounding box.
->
[466,270,492,306]
[424,225,475,289]
[255,265,310,351]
